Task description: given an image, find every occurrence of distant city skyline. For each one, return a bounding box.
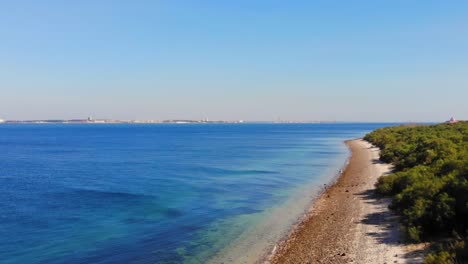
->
[1,1,467,122]
[0,116,450,123]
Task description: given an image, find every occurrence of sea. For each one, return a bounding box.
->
[0,123,393,264]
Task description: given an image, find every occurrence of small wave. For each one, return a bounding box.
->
[190,166,278,176]
[41,149,78,154]
[163,208,184,218]
[314,150,341,155]
[71,188,151,199]
[228,206,262,215]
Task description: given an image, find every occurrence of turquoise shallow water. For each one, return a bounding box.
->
[0,123,393,263]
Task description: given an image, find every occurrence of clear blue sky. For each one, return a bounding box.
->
[1,1,467,122]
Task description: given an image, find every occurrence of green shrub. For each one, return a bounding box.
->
[424,251,454,264]
[365,122,468,262]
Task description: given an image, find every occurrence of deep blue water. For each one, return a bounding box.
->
[0,123,393,264]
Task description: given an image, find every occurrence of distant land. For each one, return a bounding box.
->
[1,117,457,125]
[0,117,376,124]
[0,117,245,124]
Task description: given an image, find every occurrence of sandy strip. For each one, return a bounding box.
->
[268,139,426,264]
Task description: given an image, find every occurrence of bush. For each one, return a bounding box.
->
[424,251,454,264]
[365,122,468,262]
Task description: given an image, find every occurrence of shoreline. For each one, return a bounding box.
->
[267,139,425,264]
[208,143,352,264]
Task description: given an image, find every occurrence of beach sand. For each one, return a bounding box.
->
[268,139,427,264]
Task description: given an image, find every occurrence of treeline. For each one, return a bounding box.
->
[364,122,468,263]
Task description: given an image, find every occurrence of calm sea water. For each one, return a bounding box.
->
[0,123,392,264]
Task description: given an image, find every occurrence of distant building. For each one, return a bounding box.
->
[0,119,4,123]
[447,117,458,124]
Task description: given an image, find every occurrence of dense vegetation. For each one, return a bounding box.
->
[364,122,468,263]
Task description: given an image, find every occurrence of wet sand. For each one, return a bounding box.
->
[268,139,426,264]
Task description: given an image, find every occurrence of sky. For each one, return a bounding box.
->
[0,1,467,122]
